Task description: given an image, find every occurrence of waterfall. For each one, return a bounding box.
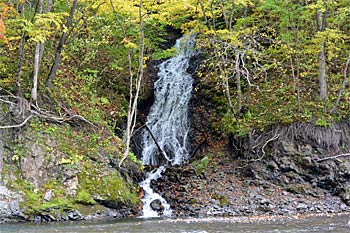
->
[139,34,195,217]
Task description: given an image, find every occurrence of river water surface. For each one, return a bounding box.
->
[1,215,349,233]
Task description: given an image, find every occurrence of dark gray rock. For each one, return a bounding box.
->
[341,185,350,205]
[150,199,163,211]
[67,210,84,221]
[281,141,297,155]
[0,185,24,222]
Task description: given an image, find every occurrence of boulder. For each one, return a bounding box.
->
[150,199,163,211]
[341,185,350,205]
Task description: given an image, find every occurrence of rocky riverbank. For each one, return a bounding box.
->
[150,156,349,218]
[148,122,350,218]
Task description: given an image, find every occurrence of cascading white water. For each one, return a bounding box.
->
[140,34,195,217]
[142,34,195,166]
[139,166,172,217]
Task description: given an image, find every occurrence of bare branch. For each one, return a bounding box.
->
[0,115,33,129]
[316,153,350,162]
[331,52,350,113]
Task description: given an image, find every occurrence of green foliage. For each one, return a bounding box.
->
[76,190,96,205]
[211,194,230,207]
[194,0,350,136]
[152,47,177,60]
[315,117,332,127]
[192,156,210,174]
[1,0,350,177]
[128,152,143,168]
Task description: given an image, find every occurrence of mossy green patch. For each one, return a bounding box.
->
[72,203,106,216]
[76,189,96,205]
[78,163,139,207]
[211,193,230,207]
[192,156,210,174]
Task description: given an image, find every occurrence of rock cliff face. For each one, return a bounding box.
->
[149,122,350,217]
[0,116,141,223]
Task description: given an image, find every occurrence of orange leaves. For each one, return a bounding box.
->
[0,18,8,45]
[0,2,15,45]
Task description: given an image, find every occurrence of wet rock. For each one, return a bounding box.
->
[259,197,270,205]
[0,185,24,222]
[42,214,56,222]
[341,185,350,205]
[150,199,163,211]
[296,203,308,210]
[67,210,84,221]
[340,202,348,211]
[33,215,42,223]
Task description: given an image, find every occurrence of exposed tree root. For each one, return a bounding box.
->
[232,122,350,161]
[0,90,95,129]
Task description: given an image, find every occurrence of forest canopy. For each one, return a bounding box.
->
[1,0,350,140]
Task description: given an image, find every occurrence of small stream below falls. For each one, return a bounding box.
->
[140,34,196,217]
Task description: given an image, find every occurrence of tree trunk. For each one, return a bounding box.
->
[38,0,53,63]
[331,52,350,113]
[31,42,41,102]
[198,1,208,24]
[46,0,78,88]
[31,0,43,103]
[318,41,327,100]
[236,53,242,114]
[16,3,26,97]
[119,0,145,167]
[296,55,301,112]
[316,6,327,101]
[219,0,229,29]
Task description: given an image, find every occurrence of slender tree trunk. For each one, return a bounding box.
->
[210,1,216,29]
[290,54,296,92]
[296,55,301,112]
[38,0,53,63]
[119,0,145,167]
[219,0,229,29]
[197,0,208,24]
[31,42,41,102]
[318,42,327,100]
[31,0,43,103]
[219,57,237,120]
[236,53,242,114]
[316,7,328,100]
[331,52,350,113]
[16,3,25,97]
[46,0,78,87]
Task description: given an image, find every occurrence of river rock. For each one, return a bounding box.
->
[67,210,84,221]
[341,185,350,205]
[150,199,163,211]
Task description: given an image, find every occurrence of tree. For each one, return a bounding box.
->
[31,0,44,103]
[316,0,328,101]
[119,0,145,167]
[46,0,78,88]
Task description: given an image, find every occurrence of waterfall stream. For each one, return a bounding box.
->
[139,34,195,217]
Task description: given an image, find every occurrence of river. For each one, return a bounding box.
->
[1,215,349,233]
